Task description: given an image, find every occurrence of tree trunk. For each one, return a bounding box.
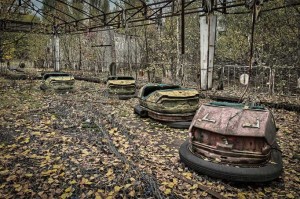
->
[79,35,82,70]
[109,28,117,72]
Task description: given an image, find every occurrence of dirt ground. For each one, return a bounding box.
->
[0,77,299,199]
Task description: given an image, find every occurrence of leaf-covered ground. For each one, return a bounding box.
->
[0,77,299,199]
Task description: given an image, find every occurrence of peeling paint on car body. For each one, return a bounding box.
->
[189,102,278,165]
[41,72,75,91]
[106,76,136,97]
[138,83,199,122]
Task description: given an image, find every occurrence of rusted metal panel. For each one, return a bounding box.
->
[138,84,199,122]
[106,76,136,97]
[191,104,277,145]
[41,72,75,91]
[190,103,278,164]
[146,107,195,122]
[191,129,271,164]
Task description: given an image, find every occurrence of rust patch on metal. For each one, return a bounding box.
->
[190,103,277,165]
[146,108,195,122]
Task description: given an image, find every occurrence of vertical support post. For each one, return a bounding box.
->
[200,13,217,90]
[181,0,185,55]
[53,33,60,72]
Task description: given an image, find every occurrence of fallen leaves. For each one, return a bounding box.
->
[80,178,92,185]
[0,78,298,199]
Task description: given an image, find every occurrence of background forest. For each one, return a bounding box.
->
[0,0,299,94]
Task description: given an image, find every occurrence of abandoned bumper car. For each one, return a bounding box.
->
[134,84,199,128]
[40,72,75,91]
[105,76,136,99]
[179,102,283,182]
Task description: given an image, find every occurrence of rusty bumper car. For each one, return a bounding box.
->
[105,76,136,99]
[179,102,283,182]
[134,84,199,128]
[40,72,75,91]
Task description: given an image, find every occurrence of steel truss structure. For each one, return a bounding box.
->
[0,0,299,34]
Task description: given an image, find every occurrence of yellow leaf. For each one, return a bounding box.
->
[105,168,113,177]
[51,115,57,120]
[182,172,192,179]
[44,155,51,161]
[69,180,76,185]
[108,191,114,196]
[21,149,30,155]
[164,188,171,195]
[237,192,246,199]
[48,178,54,184]
[6,175,17,181]
[114,186,122,192]
[172,178,178,185]
[45,120,51,125]
[119,149,125,153]
[97,189,104,193]
[81,178,92,185]
[29,154,37,158]
[109,129,115,134]
[190,184,198,190]
[13,184,21,188]
[202,192,208,197]
[65,186,72,193]
[14,184,22,192]
[32,131,41,136]
[130,177,135,182]
[87,190,94,196]
[169,182,176,188]
[82,149,90,156]
[286,193,295,199]
[0,170,10,175]
[53,165,61,169]
[258,192,265,196]
[41,169,57,176]
[25,173,33,177]
[61,193,69,199]
[21,137,30,144]
[95,193,102,199]
[124,184,132,189]
[129,190,135,197]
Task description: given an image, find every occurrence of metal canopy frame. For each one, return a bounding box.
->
[0,0,299,34]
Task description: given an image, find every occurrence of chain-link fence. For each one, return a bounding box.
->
[215,65,300,96]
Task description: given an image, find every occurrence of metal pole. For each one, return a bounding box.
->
[200,13,216,90]
[181,0,185,55]
[53,27,60,72]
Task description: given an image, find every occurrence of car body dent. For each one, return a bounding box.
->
[106,76,136,96]
[41,72,75,91]
[189,102,278,165]
[137,84,199,121]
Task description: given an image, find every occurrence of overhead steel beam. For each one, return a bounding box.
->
[22,0,53,24]
[3,0,296,34]
[34,0,77,22]
[0,19,49,33]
